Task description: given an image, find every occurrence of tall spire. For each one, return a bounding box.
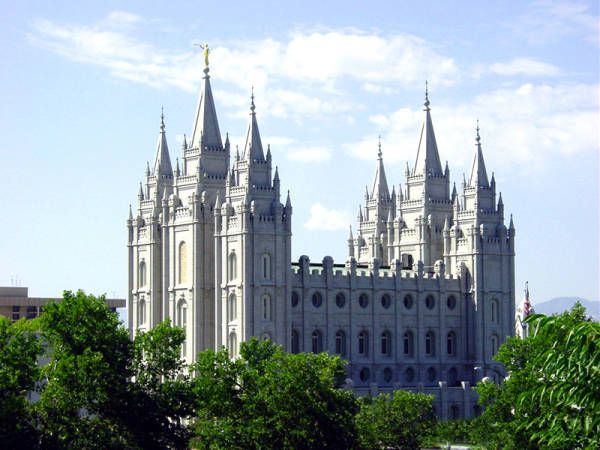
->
[190,65,223,150]
[413,81,443,176]
[469,120,490,188]
[371,136,390,200]
[153,107,173,178]
[242,88,265,161]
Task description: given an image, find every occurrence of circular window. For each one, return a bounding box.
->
[381,294,391,309]
[425,295,435,310]
[359,293,369,308]
[359,367,370,382]
[291,291,299,308]
[312,292,323,308]
[403,295,413,309]
[427,367,436,382]
[383,367,393,383]
[335,292,346,308]
[404,367,415,383]
[447,295,456,310]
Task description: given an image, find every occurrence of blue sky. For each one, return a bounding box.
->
[1,1,598,313]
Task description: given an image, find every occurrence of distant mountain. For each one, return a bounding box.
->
[534,297,599,321]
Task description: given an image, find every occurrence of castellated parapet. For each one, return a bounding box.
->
[127,66,515,420]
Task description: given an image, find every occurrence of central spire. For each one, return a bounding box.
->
[190,66,223,150]
[242,88,265,161]
[371,136,390,200]
[413,81,443,176]
[153,107,173,178]
[469,120,490,188]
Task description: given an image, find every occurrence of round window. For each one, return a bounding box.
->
[312,292,323,308]
[291,291,299,308]
[359,367,370,382]
[381,294,391,309]
[359,293,369,308]
[335,292,346,308]
[403,295,413,309]
[425,295,435,310]
[447,295,456,310]
[383,367,393,383]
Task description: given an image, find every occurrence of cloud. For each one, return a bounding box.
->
[489,58,561,76]
[304,203,350,231]
[346,82,599,175]
[511,1,599,45]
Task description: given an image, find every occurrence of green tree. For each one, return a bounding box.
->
[190,338,359,449]
[0,316,43,447]
[473,303,593,449]
[355,389,435,450]
[37,290,194,449]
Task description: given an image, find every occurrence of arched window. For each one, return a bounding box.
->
[403,294,413,310]
[228,252,237,280]
[138,298,146,326]
[448,367,458,387]
[403,330,414,356]
[447,295,456,310]
[447,331,456,356]
[401,253,413,269]
[291,329,300,353]
[262,294,272,321]
[427,367,437,383]
[491,334,499,355]
[358,330,369,356]
[262,253,271,280]
[359,293,369,308]
[177,299,187,358]
[383,367,393,384]
[491,299,499,323]
[381,330,392,356]
[425,331,436,356]
[425,295,435,310]
[335,292,346,308]
[381,293,391,309]
[311,330,323,353]
[178,241,188,284]
[450,405,460,420]
[335,330,346,356]
[359,367,370,382]
[404,367,415,383]
[228,293,237,322]
[229,332,238,358]
[311,292,323,308]
[139,260,146,288]
[291,291,299,308]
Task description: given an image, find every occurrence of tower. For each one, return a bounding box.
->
[127,63,229,360]
[214,94,293,356]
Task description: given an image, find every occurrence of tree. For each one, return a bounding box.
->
[473,303,594,449]
[190,338,359,449]
[355,390,435,450]
[0,316,43,447]
[37,290,194,449]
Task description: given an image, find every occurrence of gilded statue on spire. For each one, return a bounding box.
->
[194,43,210,67]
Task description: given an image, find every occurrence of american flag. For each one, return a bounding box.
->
[524,281,531,317]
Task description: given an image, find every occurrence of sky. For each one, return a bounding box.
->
[0,1,598,317]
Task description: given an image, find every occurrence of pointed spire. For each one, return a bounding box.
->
[358,205,363,221]
[387,208,393,223]
[266,144,272,160]
[145,161,150,177]
[174,158,180,177]
[138,182,144,201]
[497,192,504,210]
[398,184,404,201]
[214,191,222,209]
[443,215,450,231]
[128,204,133,220]
[348,225,353,240]
[470,120,490,188]
[182,134,188,150]
[414,82,443,176]
[235,145,240,161]
[242,89,265,161]
[285,190,292,208]
[153,108,173,178]
[273,166,280,182]
[445,160,450,176]
[371,137,390,200]
[509,214,515,231]
[190,63,222,150]
[451,182,457,200]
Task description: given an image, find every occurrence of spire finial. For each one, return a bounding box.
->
[424,80,430,109]
[377,135,382,159]
[250,86,255,112]
[476,119,481,144]
[160,106,165,131]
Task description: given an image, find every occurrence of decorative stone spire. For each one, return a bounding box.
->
[174,158,180,177]
[153,108,173,178]
[242,88,265,161]
[371,136,390,200]
[145,161,150,177]
[348,225,353,241]
[138,182,144,201]
[413,82,443,176]
[190,64,223,150]
[358,205,363,221]
[182,134,188,150]
[285,190,292,209]
[469,120,490,188]
[128,204,133,221]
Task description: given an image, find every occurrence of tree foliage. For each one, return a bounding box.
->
[190,338,359,449]
[474,303,597,449]
[356,390,435,450]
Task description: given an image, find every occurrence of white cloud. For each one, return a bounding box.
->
[304,203,350,231]
[347,83,599,175]
[287,146,332,162]
[489,58,561,76]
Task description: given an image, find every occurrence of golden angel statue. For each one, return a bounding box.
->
[194,43,210,67]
